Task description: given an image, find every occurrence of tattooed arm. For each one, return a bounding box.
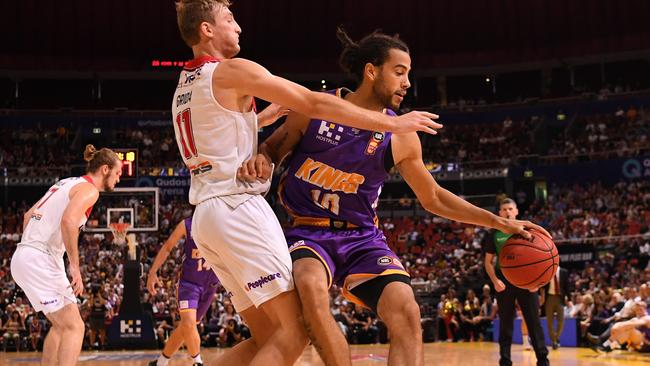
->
[238,112,309,183]
[259,111,310,166]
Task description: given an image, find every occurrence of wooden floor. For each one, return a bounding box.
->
[3,342,649,365]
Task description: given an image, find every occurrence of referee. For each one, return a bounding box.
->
[484,198,549,366]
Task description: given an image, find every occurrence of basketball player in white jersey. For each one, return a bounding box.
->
[171,1,441,365]
[11,145,122,366]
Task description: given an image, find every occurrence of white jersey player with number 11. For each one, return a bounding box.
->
[10,145,122,366]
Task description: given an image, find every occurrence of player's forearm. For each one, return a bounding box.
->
[484,261,499,284]
[310,92,394,132]
[258,142,281,166]
[424,187,503,230]
[150,247,172,275]
[61,219,80,269]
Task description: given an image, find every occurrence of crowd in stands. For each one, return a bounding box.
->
[548,106,649,160]
[1,101,648,180]
[1,179,648,352]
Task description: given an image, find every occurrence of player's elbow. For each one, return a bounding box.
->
[298,93,320,117]
[420,190,441,214]
[60,215,78,230]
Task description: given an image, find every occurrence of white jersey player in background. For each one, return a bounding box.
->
[171,1,442,365]
[11,145,122,366]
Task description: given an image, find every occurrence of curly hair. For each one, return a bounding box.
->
[336,26,409,84]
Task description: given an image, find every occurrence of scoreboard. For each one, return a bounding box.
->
[114,148,138,178]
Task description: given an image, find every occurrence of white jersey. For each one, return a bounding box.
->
[19,176,93,259]
[171,56,270,207]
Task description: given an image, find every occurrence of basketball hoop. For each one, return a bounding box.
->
[109,222,130,246]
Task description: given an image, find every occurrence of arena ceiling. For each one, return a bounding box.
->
[2,0,649,74]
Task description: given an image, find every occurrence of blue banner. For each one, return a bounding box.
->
[134,176,190,197]
[513,156,650,185]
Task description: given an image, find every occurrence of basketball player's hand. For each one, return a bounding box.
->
[257,103,290,128]
[498,218,552,240]
[68,265,84,296]
[147,271,163,296]
[237,154,273,183]
[494,279,506,292]
[393,111,443,135]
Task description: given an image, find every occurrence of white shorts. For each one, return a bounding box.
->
[11,245,77,314]
[193,195,294,312]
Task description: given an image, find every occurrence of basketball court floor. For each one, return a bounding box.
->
[2,342,648,365]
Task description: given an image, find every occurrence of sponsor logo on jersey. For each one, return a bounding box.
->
[288,240,306,251]
[189,161,213,176]
[294,158,365,194]
[245,273,282,292]
[316,121,344,146]
[365,132,385,156]
[183,67,202,85]
[31,212,43,221]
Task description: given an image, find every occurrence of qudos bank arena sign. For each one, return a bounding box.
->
[622,157,650,179]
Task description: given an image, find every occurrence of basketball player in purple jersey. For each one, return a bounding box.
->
[246,29,551,366]
[147,218,218,366]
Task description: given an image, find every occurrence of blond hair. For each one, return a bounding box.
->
[175,0,231,46]
[84,144,119,173]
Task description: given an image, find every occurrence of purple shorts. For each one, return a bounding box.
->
[285,226,408,306]
[177,279,218,321]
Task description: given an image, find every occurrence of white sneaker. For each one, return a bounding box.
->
[524,337,532,350]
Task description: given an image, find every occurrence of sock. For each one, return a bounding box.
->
[192,353,203,364]
[157,353,171,366]
[602,340,611,348]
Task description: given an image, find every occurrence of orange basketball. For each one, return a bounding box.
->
[498,230,559,291]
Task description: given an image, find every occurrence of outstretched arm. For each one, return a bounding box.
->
[392,132,551,239]
[257,103,290,128]
[147,221,186,295]
[213,58,442,135]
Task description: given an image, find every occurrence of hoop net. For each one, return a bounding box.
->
[109,222,130,245]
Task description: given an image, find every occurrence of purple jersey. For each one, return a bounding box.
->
[279,88,393,228]
[181,218,219,286]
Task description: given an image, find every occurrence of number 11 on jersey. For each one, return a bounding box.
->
[311,190,340,215]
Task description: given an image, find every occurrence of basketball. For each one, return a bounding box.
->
[499,230,559,291]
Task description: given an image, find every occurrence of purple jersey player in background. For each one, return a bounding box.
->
[243,28,550,366]
[147,218,219,366]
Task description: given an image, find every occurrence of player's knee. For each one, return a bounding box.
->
[383,299,421,337]
[62,317,85,336]
[294,270,328,303]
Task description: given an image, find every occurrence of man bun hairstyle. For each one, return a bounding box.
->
[336,26,409,84]
[176,0,232,47]
[84,144,119,173]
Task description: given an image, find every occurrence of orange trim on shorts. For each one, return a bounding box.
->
[290,215,379,229]
[290,245,333,288]
[291,216,360,229]
[341,269,410,309]
[277,176,300,218]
